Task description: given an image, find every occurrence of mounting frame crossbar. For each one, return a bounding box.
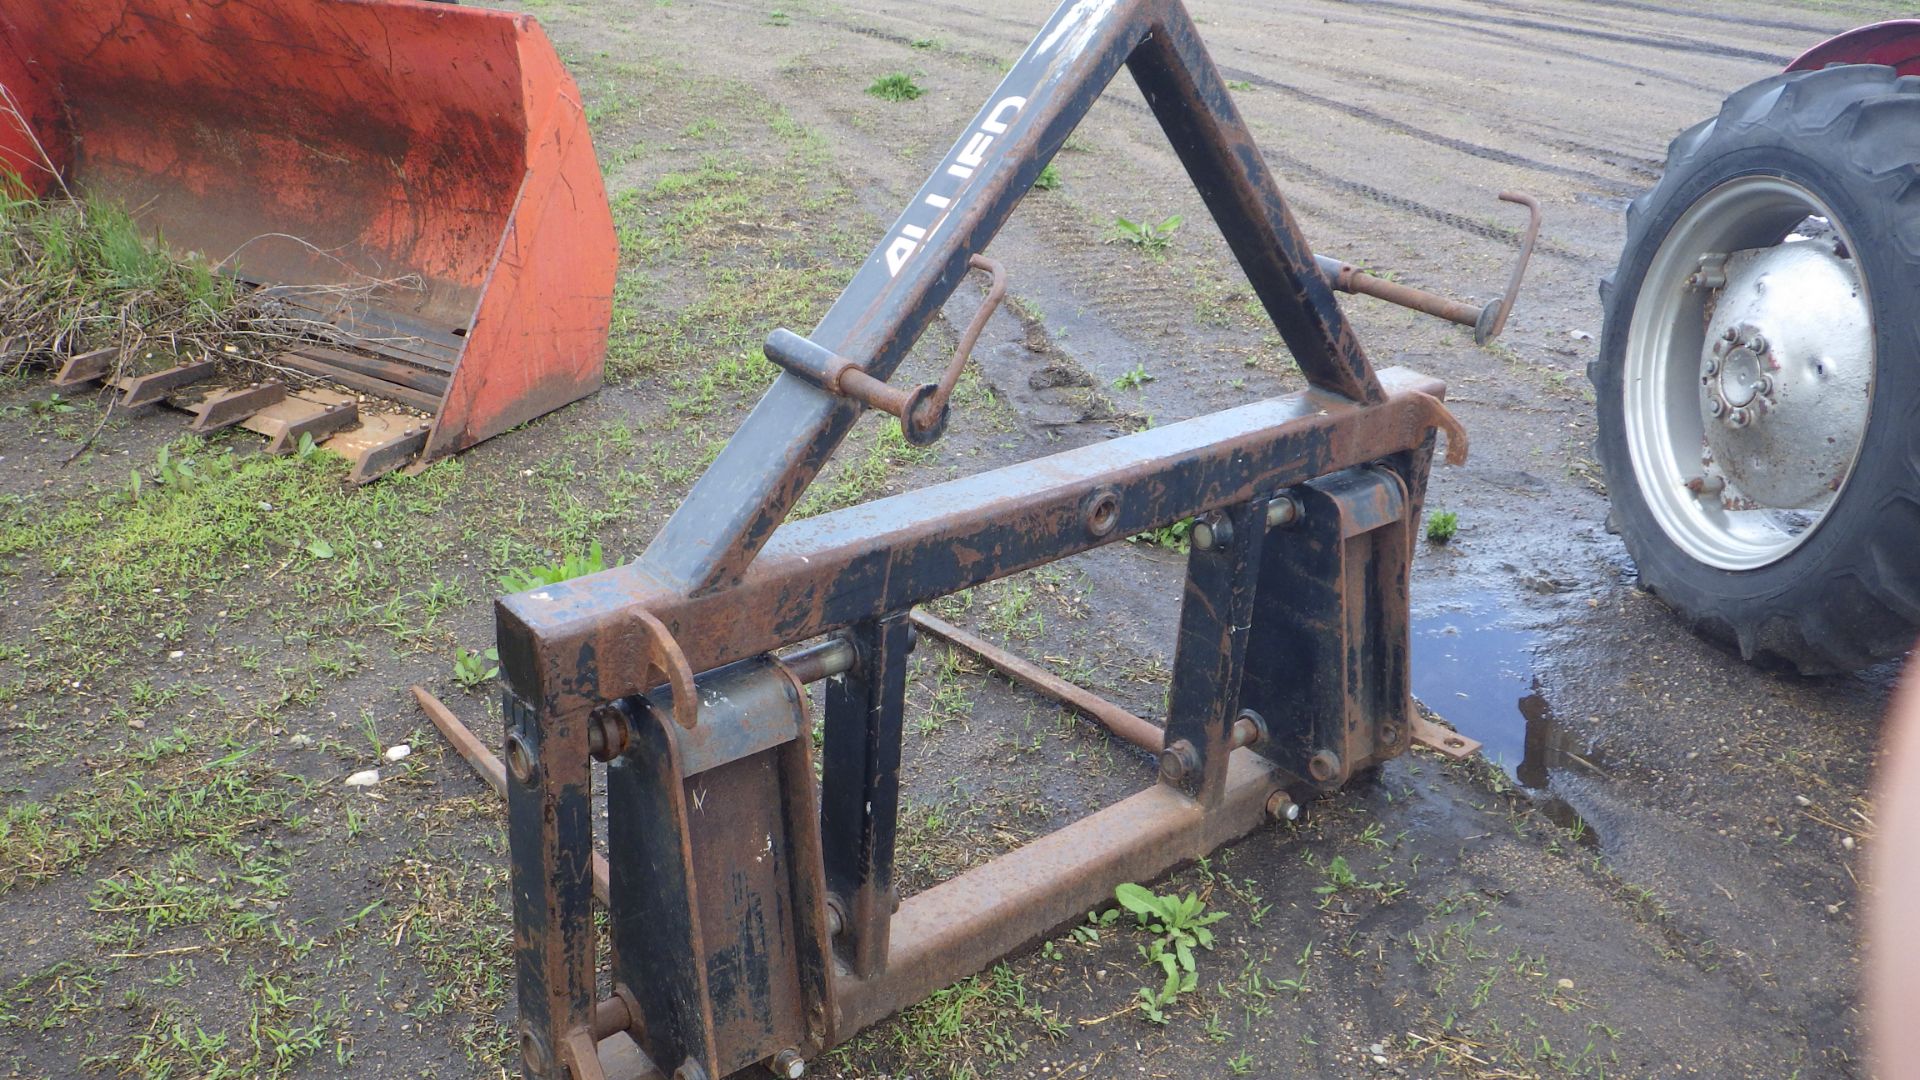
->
[495,0,1469,1075]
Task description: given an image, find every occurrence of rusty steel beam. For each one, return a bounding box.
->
[499,368,1445,725]
[637,0,1377,598]
[837,749,1285,1036]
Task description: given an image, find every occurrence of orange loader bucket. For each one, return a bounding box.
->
[0,0,616,481]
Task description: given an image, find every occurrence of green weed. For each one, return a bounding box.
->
[499,540,605,593]
[1112,363,1154,391]
[1425,510,1459,544]
[1108,214,1183,252]
[1032,163,1062,192]
[867,73,926,102]
[453,647,500,690]
[1115,882,1226,1023]
[1129,517,1193,553]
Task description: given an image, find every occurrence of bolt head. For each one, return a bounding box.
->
[1159,739,1198,782]
[1266,494,1301,528]
[1704,358,1718,375]
[1190,520,1216,551]
[1708,398,1724,418]
[504,730,538,785]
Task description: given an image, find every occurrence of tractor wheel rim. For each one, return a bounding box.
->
[1623,175,1875,571]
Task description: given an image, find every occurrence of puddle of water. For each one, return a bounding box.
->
[1410,590,1607,842]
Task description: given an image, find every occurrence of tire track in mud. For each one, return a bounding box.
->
[1262,144,1588,262]
[1545,138,1665,182]
[797,0,1655,201]
[1296,5,1731,94]
[1017,196,1210,343]
[824,0,1700,200]
[1214,65,1638,193]
[1326,0,1794,64]
[1520,0,1838,37]
[1094,94,1591,262]
[706,0,1596,261]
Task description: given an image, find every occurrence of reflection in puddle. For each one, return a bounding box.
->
[1411,591,1605,843]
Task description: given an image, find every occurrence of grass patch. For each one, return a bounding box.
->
[793,421,936,518]
[2,438,462,637]
[867,72,926,102]
[381,852,516,1067]
[833,963,1064,1080]
[0,748,300,890]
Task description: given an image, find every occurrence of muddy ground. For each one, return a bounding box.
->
[0,0,1909,1077]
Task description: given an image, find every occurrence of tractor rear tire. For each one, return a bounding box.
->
[1593,64,1920,674]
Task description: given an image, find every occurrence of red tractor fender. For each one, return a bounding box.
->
[1787,20,1920,75]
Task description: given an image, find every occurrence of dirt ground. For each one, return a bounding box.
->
[1,0,1911,1077]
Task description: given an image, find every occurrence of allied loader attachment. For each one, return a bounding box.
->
[490,0,1514,1075]
[0,0,615,481]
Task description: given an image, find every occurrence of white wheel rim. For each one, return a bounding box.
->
[1622,175,1875,571]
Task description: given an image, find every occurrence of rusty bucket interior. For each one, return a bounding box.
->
[0,0,616,481]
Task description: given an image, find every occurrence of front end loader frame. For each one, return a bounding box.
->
[496,0,1468,1075]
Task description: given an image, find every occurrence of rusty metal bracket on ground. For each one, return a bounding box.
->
[1315,190,1542,345]
[490,0,1487,1075]
[1411,711,1483,760]
[765,255,1008,446]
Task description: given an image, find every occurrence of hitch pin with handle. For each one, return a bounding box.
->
[1315,191,1542,345]
[766,254,1008,446]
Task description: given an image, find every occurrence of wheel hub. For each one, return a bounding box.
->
[1696,242,1872,510]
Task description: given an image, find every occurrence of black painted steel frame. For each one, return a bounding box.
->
[496,0,1462,1075]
